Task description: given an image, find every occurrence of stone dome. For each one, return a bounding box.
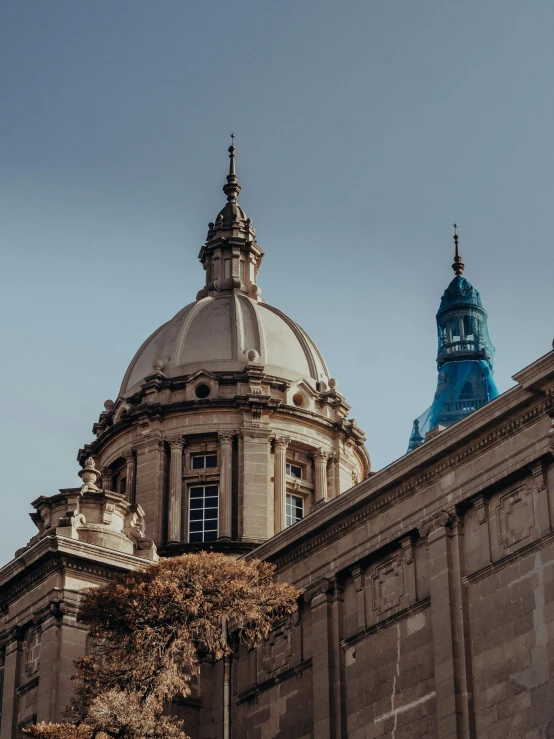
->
[121,294,330,396]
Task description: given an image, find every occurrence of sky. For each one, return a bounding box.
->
[1,0,553,565]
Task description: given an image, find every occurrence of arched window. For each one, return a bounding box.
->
[460,381,474,400]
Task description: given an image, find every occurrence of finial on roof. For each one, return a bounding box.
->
[223,132,241,204]
[452,223,464,276]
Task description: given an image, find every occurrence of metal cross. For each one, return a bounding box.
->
[230,131,236,145]
[452,223,459,235]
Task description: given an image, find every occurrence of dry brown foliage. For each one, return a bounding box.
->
[25,553,298,739]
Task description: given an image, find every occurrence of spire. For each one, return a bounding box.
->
[223,131,241,205]
[452,223,464,276]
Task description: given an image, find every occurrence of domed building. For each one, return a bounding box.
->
[78,141,369,555]
[2,146,554,739]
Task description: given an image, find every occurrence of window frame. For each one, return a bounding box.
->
[191,453,218,470]
[286,463,302,479]
[188,484,219,543]
[285,493,304,528]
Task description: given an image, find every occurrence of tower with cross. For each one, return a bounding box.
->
[407,226,499,451]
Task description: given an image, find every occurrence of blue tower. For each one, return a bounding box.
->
[408,226,499,452]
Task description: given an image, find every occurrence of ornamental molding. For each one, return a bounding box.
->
[217,430,235,443]
[274,436,291,449]
[270,400,553,573]
[165,434,184,449]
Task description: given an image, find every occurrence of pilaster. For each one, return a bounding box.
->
[218,431,235,540]
[0,628,23,739]
[124,448,137,504]
[419,509,474,739]
[274,436,290,534]
[312,449,330,505]
[239,429,272,541]
[135,436,166,546]
[166,435,184,544]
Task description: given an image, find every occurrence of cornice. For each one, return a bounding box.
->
[251,376,554,570]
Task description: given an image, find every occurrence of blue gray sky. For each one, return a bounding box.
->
[1,0,553,564]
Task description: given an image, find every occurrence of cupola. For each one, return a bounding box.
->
[408,226,499,451]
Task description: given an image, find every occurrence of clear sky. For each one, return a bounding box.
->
[1,0,553,565]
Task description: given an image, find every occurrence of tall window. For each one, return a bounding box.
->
[192,454,217,470]
[286,493,303,527]
[189,485,218,542]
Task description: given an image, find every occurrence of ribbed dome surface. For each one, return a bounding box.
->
[121,294,329,396]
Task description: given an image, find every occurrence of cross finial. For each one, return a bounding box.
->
[451,223,464,276]
[230,131,236,145]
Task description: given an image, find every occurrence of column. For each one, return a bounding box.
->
[124,448,137,503]
[419,509,474,739]
[167,435,184,544]
[312,449,330,504]
[101,466,115,492]
[218,431,234,540]
[274,436,290,534]
[135,436,166,545]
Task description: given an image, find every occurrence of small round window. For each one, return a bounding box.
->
[292,392,306,408]
[195,384,211,399]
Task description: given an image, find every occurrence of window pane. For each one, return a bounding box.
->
[189,521,203,532]
[190,533,203,542]
[205,509,218,519]
[188,485,219,543]
[190,487,204,497]
[205,455,217,468]
[190,498,203,509]
[189,509,204,520]
[205,485,218,495]
[192,457,204,469]
[204,531,217,542]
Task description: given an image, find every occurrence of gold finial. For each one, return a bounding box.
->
[452,223,464,276]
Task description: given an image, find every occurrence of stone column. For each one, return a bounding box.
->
[167,435,184,544]
[101,466,115,492]
[419,509,474,739]
[274,436,290,534]
[312,449,330,504]
[124,448,137,503]
[218,431,234,540]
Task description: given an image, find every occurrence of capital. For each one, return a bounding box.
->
[166,434,184,450]
[311,448,331,462]
[418,510,451,540]
[218,430,235,443]
[274,436,291,449]
[123,448,136,462]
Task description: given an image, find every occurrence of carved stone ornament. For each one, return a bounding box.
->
[311,449,331,461]
[529,459,547,493]
[373,556,404,615]
[418,510,451,540]
[78,457,101,492]
[123,448,136,461]
[303,577,335,605]
[350,564,364,593]
[400,536,414,565]
[274,436,291,449]
[166,434,184,449]
[470,493,488,525]
[218,430,235,443]
[549,414,554,450]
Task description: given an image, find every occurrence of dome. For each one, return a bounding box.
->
[438,276,483,313]
[120,294,329,396]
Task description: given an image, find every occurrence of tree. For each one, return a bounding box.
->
[26,552,299,739]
